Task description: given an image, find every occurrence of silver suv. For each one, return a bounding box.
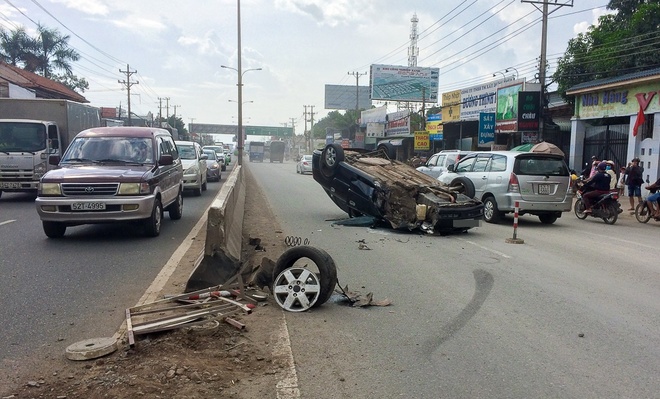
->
[438,151,572,224]
[416,150,470,178]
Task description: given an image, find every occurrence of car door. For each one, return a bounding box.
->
[158,136,180,206]
[464,153,492,199]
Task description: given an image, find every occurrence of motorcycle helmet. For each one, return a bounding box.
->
[597,161,607,171]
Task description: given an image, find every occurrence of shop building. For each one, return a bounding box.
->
[566,67,660,184]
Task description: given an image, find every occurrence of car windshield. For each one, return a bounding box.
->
[203,150,217,160]
[63,136,154,163]
[178,145,197,160]
[515,156,568,176]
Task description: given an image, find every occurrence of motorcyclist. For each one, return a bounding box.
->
[581,162,611,213]
[644,177,660,219]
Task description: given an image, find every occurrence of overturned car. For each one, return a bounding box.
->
[312,143,484,234]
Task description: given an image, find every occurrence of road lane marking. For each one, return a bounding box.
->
[453,237,512,259]
[0,220,16,226]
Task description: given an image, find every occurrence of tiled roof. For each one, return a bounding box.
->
[0,61,88,103]
[567,67,660,93]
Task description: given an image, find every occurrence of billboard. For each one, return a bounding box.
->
[460,77,516,121]
[517,91,540,132]
[442,90,461,122]
[495,81,524,133]
[325,85,371,110]
[370,64,439,102]
[385,110,410,137]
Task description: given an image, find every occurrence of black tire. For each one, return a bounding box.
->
[635,202,651,223]
[272,246,338,309]
[377,142,397,159]
[603,204,618,225]
[221,164,227,171]
[202,176,207,191]
[574,199,588,219]
[320,144,344,179]
[168,189,183,220]
[538,213,558,224]
[0,190,3,199]
[482,196,501,223]
[143,198,162,237]
[193,179,202,196]
[450,177,476,198]
[43,221,66,238]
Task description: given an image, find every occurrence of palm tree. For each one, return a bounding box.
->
[24,24,80,79]
[0,27,30,66]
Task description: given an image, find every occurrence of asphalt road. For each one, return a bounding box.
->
[246,159,660,399]
[0,167,231,383]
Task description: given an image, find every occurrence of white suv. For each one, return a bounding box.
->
[417,150,470,178]
[438,151,573,224]
[175,141,208,196]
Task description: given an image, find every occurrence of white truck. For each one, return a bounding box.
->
[0,98,101,197]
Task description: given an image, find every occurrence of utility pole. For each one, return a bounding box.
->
[157,98,163,123]
[172,104,181,129]
[521,0,573,141]
[348,71,366,142]
[189,118,195,142]
[303,105,309,152]
[164,97,171,126]
[118,64,138,126]
[308,105,316,151]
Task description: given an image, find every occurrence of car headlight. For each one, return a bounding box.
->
[118,182,151,195]
[34,161,47,175]
[185,165,199,175]
[39,182,62,195]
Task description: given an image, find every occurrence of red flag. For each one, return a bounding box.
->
[633,105,646,136]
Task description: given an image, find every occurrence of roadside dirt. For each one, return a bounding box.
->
[0,166,291,399]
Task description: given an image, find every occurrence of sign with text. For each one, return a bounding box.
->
[460,77,516,121]
[426,113,442,140]
[517,91,540,132]
[245,125,293,137]
[478,112,496,147]
[414,131,430,151]
[370,64,439,102]
[442,90,461,122]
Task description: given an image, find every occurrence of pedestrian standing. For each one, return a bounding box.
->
[616,166,626,197]
[625,157,644,210]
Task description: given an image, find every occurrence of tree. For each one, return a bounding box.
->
[0,27,30,66]
[311,110,358,139]
[0,24,88,93]
[553,0,660,103]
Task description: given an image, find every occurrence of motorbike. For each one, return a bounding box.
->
[574,189,622,224]
[634,196,660,223]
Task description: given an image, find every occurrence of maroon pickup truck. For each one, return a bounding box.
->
[35,127,184,238]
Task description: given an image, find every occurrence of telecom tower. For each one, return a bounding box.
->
[408,13,419,67]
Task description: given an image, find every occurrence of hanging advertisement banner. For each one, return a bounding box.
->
[478,112,495,147]
[414,131,430,150]
[426,113,443,140]
[460,77,517,121]
[517,91,540,132]
[385,110,410,137]
[442,90,461,122]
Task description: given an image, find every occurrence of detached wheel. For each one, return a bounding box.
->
[143,198,162,237]
[43,221,66,238]
[574,199,587,219]
[168,189,183,220]
[272,246,338,312]
[320,144,344,178]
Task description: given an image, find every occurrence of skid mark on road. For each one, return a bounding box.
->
[424,269,495,353]
[453,237,512,259]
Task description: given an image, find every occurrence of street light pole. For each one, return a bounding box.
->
[221,1,262,166]
[505,67,519,79]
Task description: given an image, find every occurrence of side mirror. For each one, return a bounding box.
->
[159,154,174,166]
[200,154,208,160]
[48,154,61,166]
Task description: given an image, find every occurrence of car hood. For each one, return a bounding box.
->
[42,164,152,183]
[181,159,198,169]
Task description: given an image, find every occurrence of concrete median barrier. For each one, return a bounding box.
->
[186,166,245,291]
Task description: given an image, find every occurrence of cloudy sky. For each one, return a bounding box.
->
[1,0,611,138]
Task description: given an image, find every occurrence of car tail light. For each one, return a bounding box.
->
[612,192,619,200]
[508,172,520,193]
